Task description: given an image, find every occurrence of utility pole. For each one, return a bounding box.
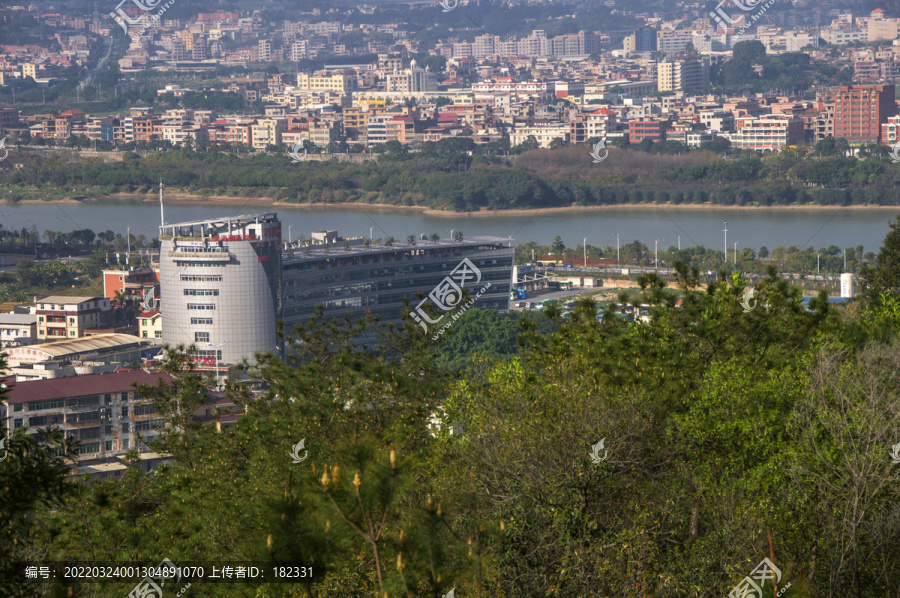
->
[734,242,737,266]
[616,233,620,266]
[678,235,680,250]
[655,239,658,269]
[817,253,820,278]
[583,237,587,271]
[723,221,728,267]
[843,248,846,270]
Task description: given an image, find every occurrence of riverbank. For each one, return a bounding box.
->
[15,192,900,216]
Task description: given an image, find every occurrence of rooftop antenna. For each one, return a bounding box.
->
[159,179,165,226]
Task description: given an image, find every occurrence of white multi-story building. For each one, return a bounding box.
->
[251,118,286,149]
[510,124,570,148]
[728,114,805,151]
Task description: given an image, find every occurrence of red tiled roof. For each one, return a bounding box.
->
[138,310,160,318]
[4,370,173,404]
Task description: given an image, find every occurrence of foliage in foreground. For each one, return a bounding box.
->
[3,265,900,597]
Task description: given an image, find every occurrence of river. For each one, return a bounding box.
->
[1,200,896,252]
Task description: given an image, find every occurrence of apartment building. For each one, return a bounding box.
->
[657,60,709,92]
[729,114,805,150]
[296,72,358,94]
[0,313,37,348]
[834,84,896,144]
[629,120,670,143]
[138,310,163,342]
[251,118,287,149]
[2,369,174,462]
[0,107,20,134]
[510,124,570,147]
[35,296,111,341]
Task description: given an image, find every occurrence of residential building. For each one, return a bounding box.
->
[2,369,174,462]
[35,296,111,341]
[657,60,709,92]
[0,313,37,348]
[296,72,358,94]
[510,124,570,147]
[138,310,163,342]
[629,120,670,143]
[834,84,896,144]
[0,107,20,134]
[729,114,805,150]
[251,118,286,149]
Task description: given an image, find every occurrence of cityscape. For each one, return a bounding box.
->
[3,0,900,596]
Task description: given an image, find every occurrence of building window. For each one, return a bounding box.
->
[155,330,162,339]
[14,403,23,412]
[105,441,113,451]
[195,331,210,343]
[190,317,213,325]
[184,289,220,296]
[122,423,130,433]
[143,331,148,338]
[121,406,129,417]
[187,304,216,310]
[29,399,65,411]
[14,418,23,428]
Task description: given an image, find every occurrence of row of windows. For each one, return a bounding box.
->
[175,261,227,268]
[187,303,216,310]
[181,275,223,282]
[195,332,210,343]
[67,396,100,408]
[184,289,220,296]
[66,410,100,424]
[28,399,65,412]
[135,419,165,432]
[191,317,213,325]
[133,404,158,416]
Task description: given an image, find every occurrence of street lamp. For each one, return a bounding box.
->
[207,340,226,387]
